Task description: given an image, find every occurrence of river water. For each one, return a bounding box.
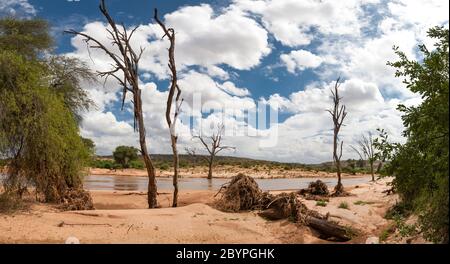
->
[82,174,371,191]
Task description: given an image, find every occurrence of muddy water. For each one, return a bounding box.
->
[82,175,371,191]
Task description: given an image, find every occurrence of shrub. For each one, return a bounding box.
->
[129,160,144,169]
[338,202,349,209]
[316,200,327,207]
[158,162,170,171]
[376,27,449,243]
[0,192,28,214]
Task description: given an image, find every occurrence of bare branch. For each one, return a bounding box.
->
[327,77,347,193]
[64,0,158,208]
[192,123,235,179]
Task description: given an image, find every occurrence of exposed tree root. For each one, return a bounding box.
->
[60,189,94,211]
[215,174,358,242]
[298,180,331,201]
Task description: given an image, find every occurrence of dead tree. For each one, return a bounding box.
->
[192,123,235,179]
[154,9,182,208]
[65,0,158,208]
[326,77,347,195]
[350,132,376,181]
[185,147,199,170]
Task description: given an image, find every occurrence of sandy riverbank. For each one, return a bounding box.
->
[0,177,406,244]
[89,166,370,179]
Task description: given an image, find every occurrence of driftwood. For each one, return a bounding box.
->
[304,216,351,241]
[299,180,330,196]
[298,180,331,201]
[216,174,356,241]
[60,189,94,211]
[57,221,111,227]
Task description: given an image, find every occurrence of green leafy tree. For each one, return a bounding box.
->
[0,18,94,203]
[377,26,448,243]
[0,18,52,59]
[0,51,90,202]
[81,137,96,157]
[113,146,139,169]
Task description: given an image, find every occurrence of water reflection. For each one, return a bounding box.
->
[83,175,371,192]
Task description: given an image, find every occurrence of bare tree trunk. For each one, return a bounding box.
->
[327,78,347,196]
[65,0,159,208]
[351,132,376,183]
[171,137,179,207]
[193,123,235,181]
[154,9,182,208]
[207,157,214,180]
[376,162,383,173]
[370,161,375,181]
[135,91,158,208]
[334,136,343,193]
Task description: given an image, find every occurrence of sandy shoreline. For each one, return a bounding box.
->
[0,177,406,244]
[88,167,371,179]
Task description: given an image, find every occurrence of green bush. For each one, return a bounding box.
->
[158,162,170,171]
[129,160,144,169]
[338,202,349,210]
[376,27,449,243]
[91,159,116,169]
[316,200,327,207]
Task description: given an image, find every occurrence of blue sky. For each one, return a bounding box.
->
[2,0,448,163]
[30,0,320,103]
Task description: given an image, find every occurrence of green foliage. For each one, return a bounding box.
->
[0,18,52,59]
[81,137,95,156]
[338,201,349,209]
[91,159,115,169]
[129,160,144,169]
[157,162,170,171]
[379,225,395,242]
[393,216,418,238]
[354,200,375,206]
[0,18,93,203]
[377,26,449,243]
[316,200,327,207]
[45,56,95,123]
[113,146,139,168]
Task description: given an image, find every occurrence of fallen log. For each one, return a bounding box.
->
[305,216,352,241]
[259,208,289,220]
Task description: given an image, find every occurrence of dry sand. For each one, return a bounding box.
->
[0,177,400,244]
[89,166,368,179]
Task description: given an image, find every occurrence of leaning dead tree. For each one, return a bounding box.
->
[191,123,235,179]
[154,9,183,208]
[326,77,347,195]
[65,0,158,208]
[351,132,376,181]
